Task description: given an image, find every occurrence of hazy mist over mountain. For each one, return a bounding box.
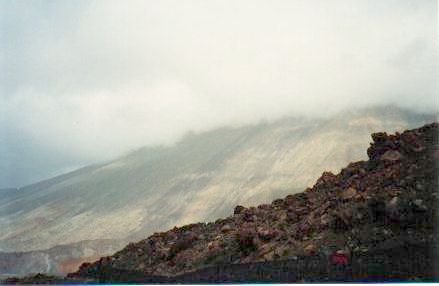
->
[1,0,437,188]
[0,1,438,280]
[0,107,435,277]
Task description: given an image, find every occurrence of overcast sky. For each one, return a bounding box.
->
[0,0,438,187]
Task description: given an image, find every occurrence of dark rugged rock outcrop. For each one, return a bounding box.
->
[4,123,438,284]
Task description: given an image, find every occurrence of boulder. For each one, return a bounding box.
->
[286,211,299,223]
[242,209,257,222]
[380,150,403,162]
[284,195,296,206]
[368,197,386,222]
[207,240,223,256]
[330,209,353,231]
[315,171,338,188]
[258,204,271,210]
[341,187,357,200]
[168,233,198,259]
[221,224,233,233]
[401,132,425,153]
[257,227,277,241]
[295,206,309,216]
[304,244,317,256]
[234,205,246,215]
[371,132,388,144]
[236,227,257,253]
[297,222,312,237]
[412,199,427,212]
[272,198,284,207]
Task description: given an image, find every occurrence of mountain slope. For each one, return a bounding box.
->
[0,107,435,256]
[0,239,124,279]
[0,107,435,278]
[8,121,438,283]
[69,122,438,282]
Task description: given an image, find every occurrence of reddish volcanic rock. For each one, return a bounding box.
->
[331,251,349,266]
[68,123,438,281]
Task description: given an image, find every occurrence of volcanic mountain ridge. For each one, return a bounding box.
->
[4,122,438,284]
[66,122,439,282]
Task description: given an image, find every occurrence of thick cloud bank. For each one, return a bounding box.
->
[0,0,438,187]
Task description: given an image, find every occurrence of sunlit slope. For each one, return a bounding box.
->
[0,106,434,252]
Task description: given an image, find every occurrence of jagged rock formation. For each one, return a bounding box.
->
[57,122,437,283]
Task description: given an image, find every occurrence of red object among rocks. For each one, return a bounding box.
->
[331,251,349,266]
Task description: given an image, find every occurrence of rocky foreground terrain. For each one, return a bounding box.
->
[4,122,438,284]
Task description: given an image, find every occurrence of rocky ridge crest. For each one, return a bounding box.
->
[67,123,438,281]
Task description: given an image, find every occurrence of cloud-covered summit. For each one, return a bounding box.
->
[0,0,437,187]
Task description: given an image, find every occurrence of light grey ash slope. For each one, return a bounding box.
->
[0,106,434,254]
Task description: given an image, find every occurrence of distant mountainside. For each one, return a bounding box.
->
[0,239,124,279]
[0,106,435,276]
[7,121,439,283]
